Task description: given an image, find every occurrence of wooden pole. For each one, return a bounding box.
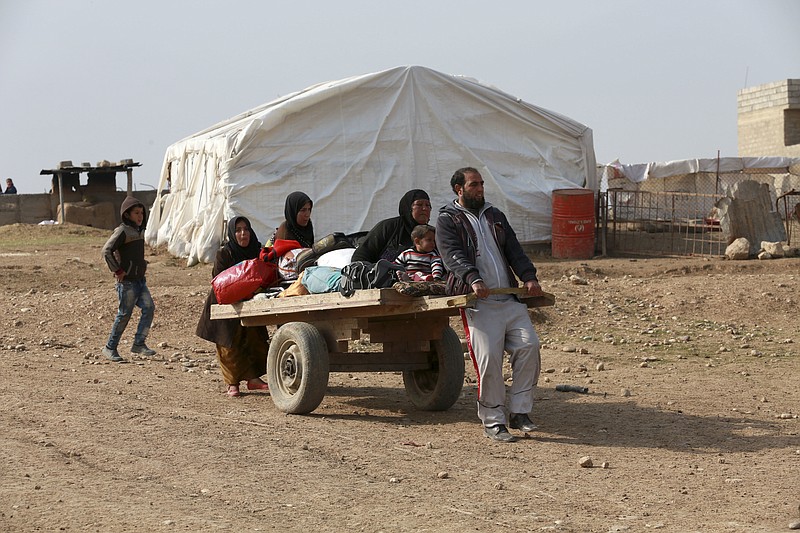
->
[445,288,555,308]
[57,171,65,224]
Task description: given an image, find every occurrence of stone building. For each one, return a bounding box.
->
[0,160,159,228]
[738,79,800,157]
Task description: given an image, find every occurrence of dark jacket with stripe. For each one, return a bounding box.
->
[435,200,537,296]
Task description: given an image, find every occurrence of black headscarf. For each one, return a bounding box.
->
[351,189,431,263]
[398,189,429,234]
[225,216,262,264]
[284,191,315,248]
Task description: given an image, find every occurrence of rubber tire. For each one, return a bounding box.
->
[402,326,465,411]
[267,322,330,414]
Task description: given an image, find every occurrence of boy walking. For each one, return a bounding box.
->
[101,196,156,362]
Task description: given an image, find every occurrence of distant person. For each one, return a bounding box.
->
[352,189,432,263]
[267,191,314,248]
[196,216,270,397]
[101,196,157,362]
[436,167,543,443]
[394,224,444,281]
[4,178,17,194]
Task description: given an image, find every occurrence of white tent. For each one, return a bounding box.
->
[146,65,596,265]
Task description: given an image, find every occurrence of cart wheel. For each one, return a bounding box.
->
[402,326,464,411]
[267,322,329,414]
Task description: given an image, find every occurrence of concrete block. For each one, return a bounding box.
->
[19,194,54,224]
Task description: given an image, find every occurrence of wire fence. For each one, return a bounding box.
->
[597,167,800,257]
[601,190,728,256]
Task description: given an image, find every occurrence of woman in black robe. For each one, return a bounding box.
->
[268,191,314,248]
[351,189,431,263]
[196,216,270,397]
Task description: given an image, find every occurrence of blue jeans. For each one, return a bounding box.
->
[105,279,155,350]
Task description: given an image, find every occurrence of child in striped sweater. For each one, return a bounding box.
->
[394,224,444,282]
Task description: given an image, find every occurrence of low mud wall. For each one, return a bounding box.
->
[0,191,159,228]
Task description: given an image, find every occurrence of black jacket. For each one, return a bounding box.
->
[435,200,537,296]
[351,216,408,263]
[101,196,148,281]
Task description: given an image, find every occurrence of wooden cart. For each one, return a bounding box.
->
[212,288,554,414]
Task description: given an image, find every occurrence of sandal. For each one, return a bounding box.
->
[246,378,269,391]
[226,385,241,397]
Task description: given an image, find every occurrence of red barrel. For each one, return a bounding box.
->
[551,188,595,259]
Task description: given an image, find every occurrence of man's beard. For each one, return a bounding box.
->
[462,194,484,210]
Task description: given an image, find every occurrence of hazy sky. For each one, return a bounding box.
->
[1,0,798,193]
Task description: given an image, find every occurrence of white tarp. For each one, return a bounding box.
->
[600,156,800,224]
[146,65,596,264]
[603,157,800,186]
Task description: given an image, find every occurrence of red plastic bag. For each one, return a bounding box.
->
[212,258,278,304]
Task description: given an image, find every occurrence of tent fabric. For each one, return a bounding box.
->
[145,65,596,265]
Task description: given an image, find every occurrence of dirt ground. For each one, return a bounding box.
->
[1,222,798,533]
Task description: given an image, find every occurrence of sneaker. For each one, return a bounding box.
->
[484,424,517,443]
[102,346,125,363]
[509,413,538,433]
[131,343,156,356]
